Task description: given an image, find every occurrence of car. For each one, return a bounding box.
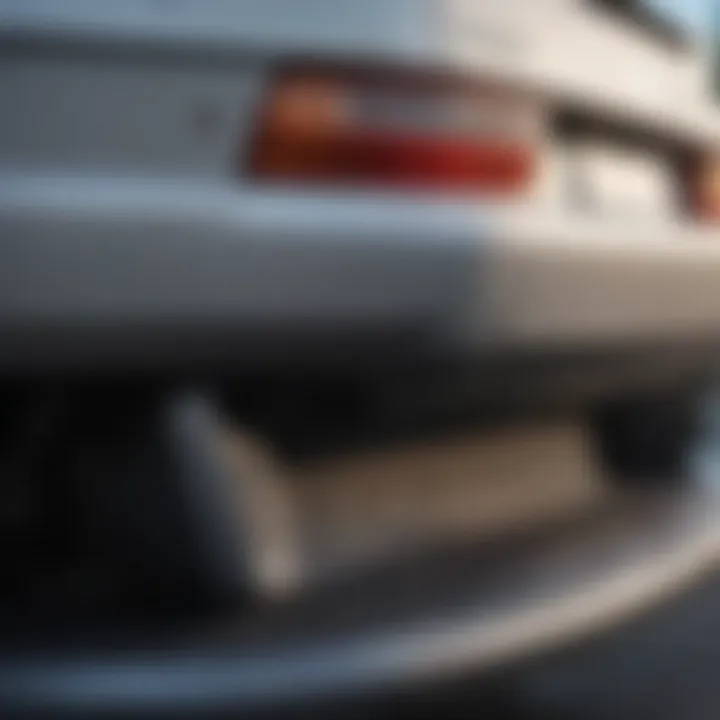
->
[1,0,720,717]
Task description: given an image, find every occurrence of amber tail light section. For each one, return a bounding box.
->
[247,72,538,196]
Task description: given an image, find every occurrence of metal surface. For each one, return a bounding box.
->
[3,178,720,371]
[291,419,605,583]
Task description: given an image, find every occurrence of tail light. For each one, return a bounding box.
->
[694,154,720,222]
[247,72,538,196]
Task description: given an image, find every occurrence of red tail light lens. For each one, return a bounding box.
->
[248,74,537,195]
[694,155,720,222]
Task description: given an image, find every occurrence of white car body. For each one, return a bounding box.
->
[1,0,720,371]
[4,4,720,714]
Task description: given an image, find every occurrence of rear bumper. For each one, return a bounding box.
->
[2,175,720,373]
[2,490,719,717]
